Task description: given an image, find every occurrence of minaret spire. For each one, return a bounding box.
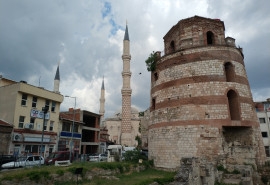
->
[124,22,129,41]
[121,23,132,146]
[99,76,105,125]
[53,62,60,93]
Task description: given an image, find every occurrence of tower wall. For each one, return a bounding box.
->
[148,16,266,169]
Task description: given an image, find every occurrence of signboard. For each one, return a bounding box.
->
[30,109,50,119]
[24,136,50,142]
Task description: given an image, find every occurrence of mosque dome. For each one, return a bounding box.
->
[113,106,139,118]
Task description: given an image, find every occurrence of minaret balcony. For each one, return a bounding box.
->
[122,72,131,76]
[121,89,132,94]
[122,55,131,60]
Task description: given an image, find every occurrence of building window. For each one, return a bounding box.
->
[25,145,39,154]
[262,132,268,138]
[265,146,270,157]
[207,31,214,45]
[21,94,27,106]
[49,121,54,131]
[30,117,35,124]
[49,145,54,154]
[227,90,240,120]
[19,116,25,128]
[45,100,50,110]
[58,140,68,151]
[43,121,47,131]
[51,101,56,112]
[73,124,78,133]
[32,96,37,108]
[259,118,266,123]
[62,122,70,132]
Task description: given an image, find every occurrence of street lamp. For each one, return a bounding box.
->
[40,106,49,165]
[65,95,76,162]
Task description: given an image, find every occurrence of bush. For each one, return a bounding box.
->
[217,165,225,171]
[261,175,269,184]
[123,150,147,163]
[56,169,64,176]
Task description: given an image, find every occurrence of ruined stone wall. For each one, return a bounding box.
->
[148,125,223,169]
[148,16,266,169]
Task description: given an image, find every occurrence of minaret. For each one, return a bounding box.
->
[53,63,60,93]
[121,23,132,146]
[99,76,105,126]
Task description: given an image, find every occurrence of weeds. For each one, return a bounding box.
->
[26,170,50,182]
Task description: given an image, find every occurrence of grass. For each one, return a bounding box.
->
[0,161,176,185]
[84,168,175,185]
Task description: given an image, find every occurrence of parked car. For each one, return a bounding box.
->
[45,151,73,165]
[89,153,107,162]
[0,155,16,168]
[1,155,44,169]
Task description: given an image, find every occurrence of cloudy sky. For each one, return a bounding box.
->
[1,0,269,118]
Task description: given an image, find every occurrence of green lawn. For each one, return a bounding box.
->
[85,168,175,185]
[0,162,176,185]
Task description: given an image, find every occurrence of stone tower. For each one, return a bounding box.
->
[53,63,60,93]
[148,16,266,169]
[99,76,105,125]
[121,24,132,146]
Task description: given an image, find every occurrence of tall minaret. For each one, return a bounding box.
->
[121,23,132,146]
[99,76,105,126]
[53,63,60,93]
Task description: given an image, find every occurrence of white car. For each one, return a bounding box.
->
[89,153,107,162]
[1,155,44,169]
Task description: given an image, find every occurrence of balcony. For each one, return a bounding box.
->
[60,131,81,139]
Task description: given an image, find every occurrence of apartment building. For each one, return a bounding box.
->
[255,99,270,157]
[60,108,101,155]
[59,108,83,158]
[0,75,63,157]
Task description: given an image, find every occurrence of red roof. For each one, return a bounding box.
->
[0,119,13,127]
[59,110,83,124]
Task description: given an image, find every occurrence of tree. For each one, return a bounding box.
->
[145,51,157,72]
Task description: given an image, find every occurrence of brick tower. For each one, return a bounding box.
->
[148,16,266,169]
[121,24,132,146]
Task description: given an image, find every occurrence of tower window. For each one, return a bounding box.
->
[224,62,235,82]
[227,90,240,120]
[170,41,175,53]
[154,72,158,81]
[152,98,156,110]
[207,31,214,45]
